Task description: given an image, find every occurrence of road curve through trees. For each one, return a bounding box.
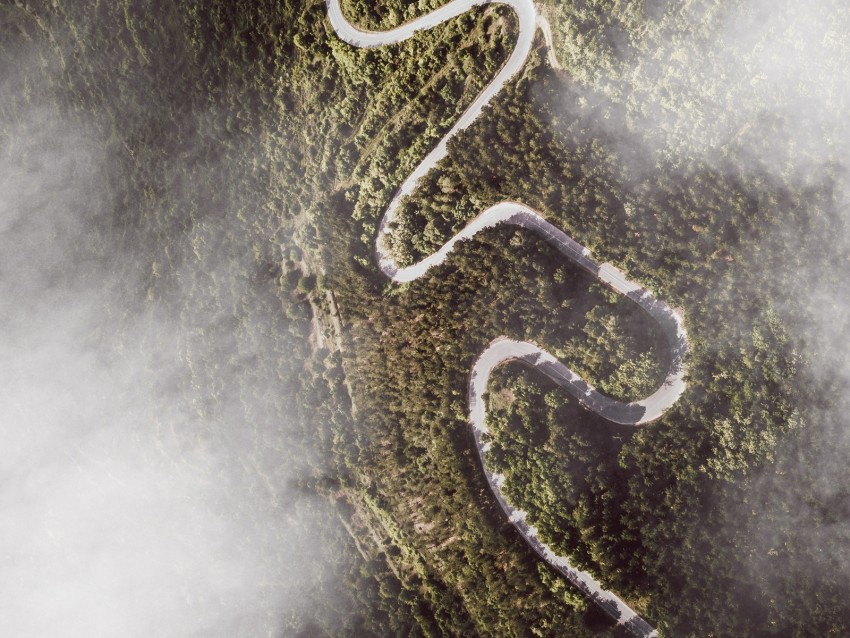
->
[326,1,689,635]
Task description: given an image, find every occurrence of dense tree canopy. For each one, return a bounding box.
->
[6,0,850,635]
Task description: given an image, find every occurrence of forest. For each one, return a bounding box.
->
[3,0,850,636]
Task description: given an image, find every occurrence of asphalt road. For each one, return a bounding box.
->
[326,2,691,635]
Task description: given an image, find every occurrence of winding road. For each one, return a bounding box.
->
[326,1,688,635]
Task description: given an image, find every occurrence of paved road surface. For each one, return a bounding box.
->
[326,2,691,635]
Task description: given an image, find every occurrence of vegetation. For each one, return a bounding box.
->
[322,0,850,635]
[6,0,850,636]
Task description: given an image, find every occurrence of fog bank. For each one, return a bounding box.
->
[0,27,344,638]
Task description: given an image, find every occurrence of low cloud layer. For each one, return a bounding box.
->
[543,0,850,623]
[0,38,341,638]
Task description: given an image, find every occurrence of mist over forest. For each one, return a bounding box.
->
[3,0,850,637]
[537,0,850,630]
[549,0,850,531]
[0,9,356,637]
